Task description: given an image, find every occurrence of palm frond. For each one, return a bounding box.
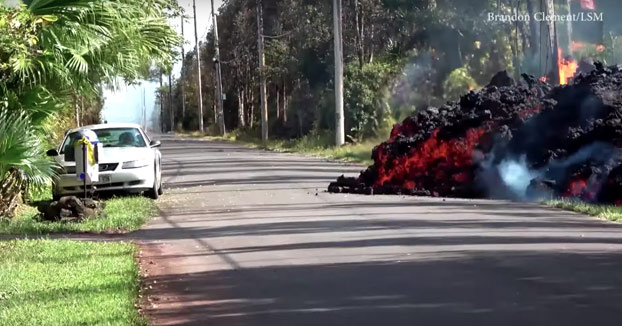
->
[0,108,55,188]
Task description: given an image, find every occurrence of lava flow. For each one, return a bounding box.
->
[329,65,622,206]
[374,127,487,192]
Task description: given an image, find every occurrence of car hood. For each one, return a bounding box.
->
[57,147,154,166]
[99,147,154,162]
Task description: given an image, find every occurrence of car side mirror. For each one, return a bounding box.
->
[46,149,59,157]
[150,140,161,148]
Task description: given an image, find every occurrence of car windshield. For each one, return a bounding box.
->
[62,128,146,154]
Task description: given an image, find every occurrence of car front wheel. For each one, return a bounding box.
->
[145,164,160,200]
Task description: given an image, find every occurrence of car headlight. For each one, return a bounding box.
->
[122,160,150,169]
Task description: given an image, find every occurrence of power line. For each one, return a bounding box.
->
[262,31,293,40]
[200,15,212,41]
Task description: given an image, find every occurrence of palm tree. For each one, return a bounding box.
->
[0,0,181,216]
[0,109,55,216]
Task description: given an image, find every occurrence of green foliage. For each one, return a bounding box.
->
[0,109,55,188]
[0,240,145,326]
[344,61,399,141]
[442,67,479,101]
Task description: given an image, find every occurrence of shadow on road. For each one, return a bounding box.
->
[141,250,622,326]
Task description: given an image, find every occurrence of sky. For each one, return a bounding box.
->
[102,0,223,131]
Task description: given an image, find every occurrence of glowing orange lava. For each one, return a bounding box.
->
[558,48,578,85]
[374,128,486,189]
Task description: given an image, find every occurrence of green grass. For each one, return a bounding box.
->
[0,196,158,235]
[546,199,622,222]
[180,129,378,166]
[0,240,144,326]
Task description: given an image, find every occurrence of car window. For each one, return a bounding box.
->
[61,128,147,154]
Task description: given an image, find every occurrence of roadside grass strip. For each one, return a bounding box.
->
[182,130,376,166]
[0,240,145,326]
[0,196,158,235]
[546,199,622,222]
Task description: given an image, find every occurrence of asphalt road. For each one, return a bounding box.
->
[136,135,622,326]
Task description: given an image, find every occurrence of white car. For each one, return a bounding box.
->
[47,123,163,200]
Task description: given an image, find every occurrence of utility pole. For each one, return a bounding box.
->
[193,0,204,133]
[211,0,226,135]
[168,72,174,132]
[159,73,164,132]
[142,86,147,130]
[181,15,186,122]
[333,0,345,146]
[256,0,268,142]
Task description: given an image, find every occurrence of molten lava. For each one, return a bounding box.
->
[329,64,622,206]
[558,48,578,85]
[374,127,487,190]
[563,178,598,201]
[565,179,588,197]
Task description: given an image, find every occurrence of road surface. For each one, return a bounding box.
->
[136,136,622,326]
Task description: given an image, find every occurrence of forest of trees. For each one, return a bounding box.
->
[162,0,621,143]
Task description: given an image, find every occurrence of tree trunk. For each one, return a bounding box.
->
[249,87,255,128]
[526,0,540,64]
[276,84,280,121]
[368,23,375,64]
[238,87,246,128]
[80,96,84,125]
[282,82,288,123]
[354,0,364,69]
[74,94,80,127]
[0,169,23,218]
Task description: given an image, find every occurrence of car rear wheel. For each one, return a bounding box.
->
[157,180,163,195]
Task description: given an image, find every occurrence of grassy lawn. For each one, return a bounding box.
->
[0,196,158,235]
[180,130,378,166]
[0,240,144,326]
[546,199,622,222]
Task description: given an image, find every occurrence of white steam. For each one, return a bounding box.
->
[497,156,540,198]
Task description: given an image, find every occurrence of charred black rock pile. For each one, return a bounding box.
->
[329,64,622,205]
[38,196,105,222]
